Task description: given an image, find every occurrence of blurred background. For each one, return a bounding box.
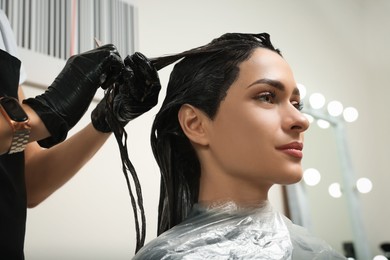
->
[1,0,389,259]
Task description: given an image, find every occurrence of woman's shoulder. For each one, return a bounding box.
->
[132,205,232,259]
[132,223,194,260]
[282,216,346,259]
[133,203,289,259]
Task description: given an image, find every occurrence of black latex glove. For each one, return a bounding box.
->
[91,52,161,133]
[0,49,21,98]
[23,44,124,147]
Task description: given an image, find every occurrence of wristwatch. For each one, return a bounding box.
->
[0,96,31,154]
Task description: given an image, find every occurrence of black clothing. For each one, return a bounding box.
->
[0,153,26,260]
[0,49,26,260]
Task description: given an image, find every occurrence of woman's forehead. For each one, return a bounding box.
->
[236,48,294,85]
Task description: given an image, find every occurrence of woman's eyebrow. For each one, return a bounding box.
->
[247,78,285,90]
[247,78,300,96]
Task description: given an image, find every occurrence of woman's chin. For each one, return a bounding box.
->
[279,172,303,185]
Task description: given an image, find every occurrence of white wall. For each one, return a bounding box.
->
[22,0,390,259]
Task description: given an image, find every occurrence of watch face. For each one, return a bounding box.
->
[0,97,28,122]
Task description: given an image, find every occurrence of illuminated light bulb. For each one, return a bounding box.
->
[309,93,325,109]
[303,113,314,123]
[327,100,343,117]
[303,168,321,186]
[343,107,359,122]
[328,183,342,198]
[373,255,387,260]
[297,83,307,99]
[356,177,373,193]
[317,119,330,129]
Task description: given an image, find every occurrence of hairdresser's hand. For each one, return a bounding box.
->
[23,44,124,147]
[91,52,161,133]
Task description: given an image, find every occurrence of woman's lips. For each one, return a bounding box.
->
[276,142,303,159]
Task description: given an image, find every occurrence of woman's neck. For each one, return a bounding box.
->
[198,169,272,206]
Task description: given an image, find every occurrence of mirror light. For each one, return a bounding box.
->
[309,93,325,109]
[303,168,321,186]
[327,100,343,117]
[373,255,387,260]
[303,113,314,123]
[317,119,330,129]
[343,107,359,122]
[356,177,373,193]
[328,183,342,198]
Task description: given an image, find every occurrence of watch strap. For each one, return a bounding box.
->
[8,127,30,154]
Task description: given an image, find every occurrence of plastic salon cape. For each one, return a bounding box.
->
[133,202,346,260]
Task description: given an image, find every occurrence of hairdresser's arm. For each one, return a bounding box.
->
[0,89,50,155]
[22,87,111,207]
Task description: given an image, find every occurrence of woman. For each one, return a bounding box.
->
[106,33,346,259]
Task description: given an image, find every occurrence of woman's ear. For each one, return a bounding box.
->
[178,104,209,146]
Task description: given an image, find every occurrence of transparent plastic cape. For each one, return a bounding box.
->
[133,202,346,260]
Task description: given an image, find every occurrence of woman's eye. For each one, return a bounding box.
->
[292,101,304,111]
[256,92,276,103]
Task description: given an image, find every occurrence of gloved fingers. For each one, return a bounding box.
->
[91,52,161,132]
[124,52,160,85]
[100,52,125,89]
[124,52,161,103]
[67,43,125,89]
[94,44,125,89]
[80,43,118,57]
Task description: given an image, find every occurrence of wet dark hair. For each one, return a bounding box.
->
[107,33,281,252]
[149,32,282,235]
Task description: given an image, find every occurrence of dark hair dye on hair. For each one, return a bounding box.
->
[107,33,281,252]
[150,33,281,235]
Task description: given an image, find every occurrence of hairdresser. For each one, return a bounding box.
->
[0,10,159,260]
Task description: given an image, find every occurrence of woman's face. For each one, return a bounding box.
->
[203,47,309,191]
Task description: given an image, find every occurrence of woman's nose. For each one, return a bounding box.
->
[284,105,310,133]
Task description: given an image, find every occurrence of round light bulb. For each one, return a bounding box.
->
[373,255,387,260]
[303,113,314,123]
[303,168,321,186]
[328,183,342,198]
[356,177,373,193]
[317,119,330,129]
[327,100,343,117]
[297,83,307,99]
[343,107,359,122]
[309,93,325,109]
